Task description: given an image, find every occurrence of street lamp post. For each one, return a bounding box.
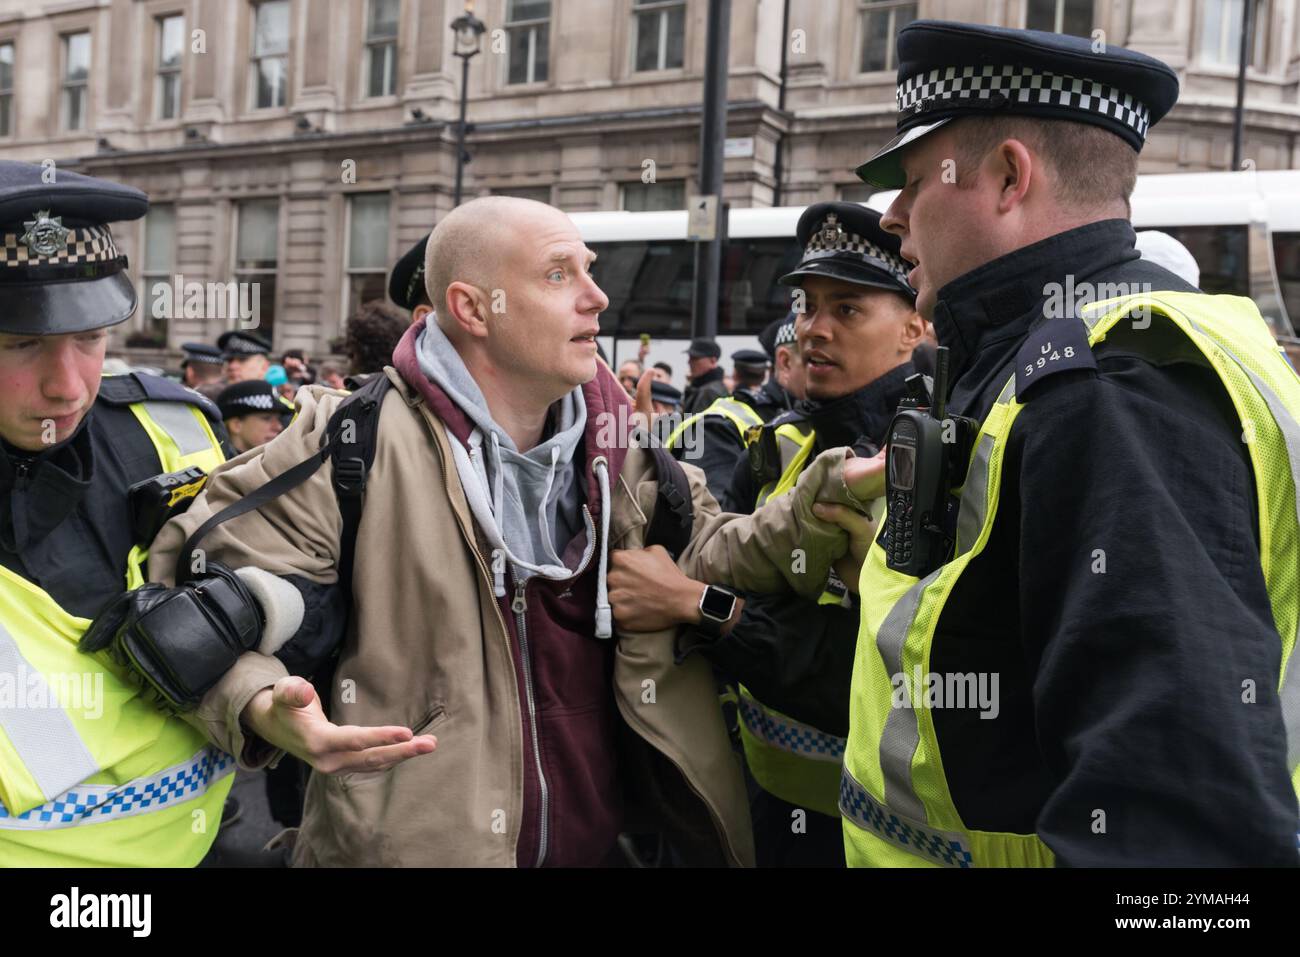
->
[451,2,486,206]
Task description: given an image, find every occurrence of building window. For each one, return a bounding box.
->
[859,1,916,73]
[156,14,184,120]
[1026,0,1093,36]
[142,205,176,345]
[633,0,684,73]
[0,42,13,137]
[250,0,289,109]
[491,185,552,203]
[1199,0,1269,69]
[346,193,390,319]
[364,0,399,97]
[61,32,91,131]
[622,180,685,211]
[506,0,550,85]
[235,200,280,343]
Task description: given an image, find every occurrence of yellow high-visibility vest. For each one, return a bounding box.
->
[842,292,1300,867]
[664,396,765,453]
[0,393,234,866]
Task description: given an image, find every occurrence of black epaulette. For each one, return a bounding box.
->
[97,372,223,427]
[1013,317,1097,401]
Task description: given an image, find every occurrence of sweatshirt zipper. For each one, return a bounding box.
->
[509,503,597,869]
[511,579,549,868]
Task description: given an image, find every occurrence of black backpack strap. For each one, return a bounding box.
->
[644,444,695,560]
[328,374,391,596]
[174,376,392,587]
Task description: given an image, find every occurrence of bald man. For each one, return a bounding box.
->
[139,196,872,867]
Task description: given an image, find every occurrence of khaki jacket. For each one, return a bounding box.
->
[149,368,858,867]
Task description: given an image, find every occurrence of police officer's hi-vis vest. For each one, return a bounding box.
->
[737,416,862,817]
[842,292,1300,867]
[664,396,764,453]
[0,388,235,867]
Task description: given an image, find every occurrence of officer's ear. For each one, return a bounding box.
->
[412,303,434,325]
[899,303,926,352]
[991,137,1034,214]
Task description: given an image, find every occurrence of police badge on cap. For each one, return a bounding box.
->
[779,202,914,299]
[0,161,148,336]
[856,20,1180,188]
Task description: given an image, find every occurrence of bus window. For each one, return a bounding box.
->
[589,241,694,338]
[1149,225,1248,296]
[1272,232,1300,334]
[720,237,803,334]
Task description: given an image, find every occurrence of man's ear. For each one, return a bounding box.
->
[899,307,926,352]
[444,281,488,339]
[412,304,434,325]
[992,138,1034,214]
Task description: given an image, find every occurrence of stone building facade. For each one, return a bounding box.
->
[0,0,1295,354]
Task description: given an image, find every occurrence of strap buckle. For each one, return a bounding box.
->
[333,456,367,497]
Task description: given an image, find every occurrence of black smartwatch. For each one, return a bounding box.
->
[694,585,738,640]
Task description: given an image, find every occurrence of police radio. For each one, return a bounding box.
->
[883,348,976,576]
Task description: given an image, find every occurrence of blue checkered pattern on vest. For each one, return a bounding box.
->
[738,695,846,761]
[0,746,235,831]
[839,767,974,868]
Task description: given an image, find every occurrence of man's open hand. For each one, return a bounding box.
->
[242,676,437,775]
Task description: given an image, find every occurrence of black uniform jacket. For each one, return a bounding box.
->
[928,219,1296,866]
[682,366,729,415]
[701,363,915,739]
[0,375,225,619]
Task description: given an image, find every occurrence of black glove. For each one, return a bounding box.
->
[80,562,264,712]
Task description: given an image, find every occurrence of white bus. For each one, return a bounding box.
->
[573,170,1300,387]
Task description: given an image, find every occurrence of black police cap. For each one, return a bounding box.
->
[180,342,223,367]
[217,379,283,420]
[857,20,1180,188]
[731,349,770,369]
[0,161,148,336]
[388,234,431,311]
[217,330,272,359]
[685,338,721,359]
[650,380,682,406]
[779,202,914,299]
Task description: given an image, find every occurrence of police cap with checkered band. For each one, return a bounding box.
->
[855,20,1180,189]
[779,202,915,299]
[217,379,289,420]
[0,161,148,336]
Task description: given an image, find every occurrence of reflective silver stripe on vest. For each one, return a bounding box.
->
[141,401,210,456]
[738,694,845,762]
[0,621,99,803]
[839,765,973,867]
[0,745,234,831]
[875,431,998,825]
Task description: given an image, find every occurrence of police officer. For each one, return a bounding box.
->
[180,341,225,399]
[829,20,1300,867]
[744,316,804,423]
[0,161,235,865]
[218,379,294,454]
[218,329,273,384]
[609,202,926,866]
[681,338,729,414]
[662,360,766,502]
